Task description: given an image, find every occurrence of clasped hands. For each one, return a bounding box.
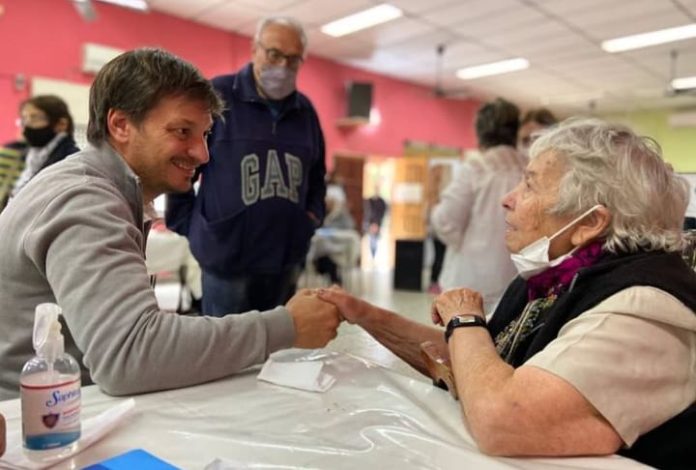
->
[286,288,343,349]
[309,284,485,327]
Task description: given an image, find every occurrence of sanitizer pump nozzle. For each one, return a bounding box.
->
[32,303,65,374]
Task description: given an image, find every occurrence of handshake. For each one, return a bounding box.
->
[285,288,344,349]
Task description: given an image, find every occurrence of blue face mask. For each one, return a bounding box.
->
[258,65,297,100]
[510,205,602,279]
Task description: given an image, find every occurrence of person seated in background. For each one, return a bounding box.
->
[312,184,356,285]
[144,202,203,314]
[10,95,79,198]
[431,98,526,312]
[517,107,558,155]
[0,47,341,401]
[318,118,696,469]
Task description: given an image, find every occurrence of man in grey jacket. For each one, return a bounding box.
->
[0,48,341,400]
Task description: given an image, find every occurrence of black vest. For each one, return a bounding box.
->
[488,250,696,469]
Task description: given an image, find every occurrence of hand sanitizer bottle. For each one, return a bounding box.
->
[20,303,81,462]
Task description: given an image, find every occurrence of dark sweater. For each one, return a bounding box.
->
[166,63,326,276]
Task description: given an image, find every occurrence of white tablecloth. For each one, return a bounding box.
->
[0,350,649,469]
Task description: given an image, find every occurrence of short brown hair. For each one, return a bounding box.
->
[475,98,520,149]
[87,48,224,145]
[521,108,558,127]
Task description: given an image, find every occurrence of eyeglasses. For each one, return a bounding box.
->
[17,113,49,128]
[257,43,304,69]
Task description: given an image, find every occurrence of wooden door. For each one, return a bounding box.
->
[390,156,428,240]
[332,153,365,231]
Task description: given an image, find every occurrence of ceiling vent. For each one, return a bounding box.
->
[82,43,123,74]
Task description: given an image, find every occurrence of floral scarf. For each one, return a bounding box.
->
[495,241,604,362]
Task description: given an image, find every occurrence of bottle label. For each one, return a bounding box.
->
[21,376,81,450]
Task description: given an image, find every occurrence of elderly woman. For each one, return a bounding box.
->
[318,118,696,468]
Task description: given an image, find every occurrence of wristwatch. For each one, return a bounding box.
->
[444,314,487,342]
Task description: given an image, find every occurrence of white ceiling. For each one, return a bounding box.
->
[147,0,696,113]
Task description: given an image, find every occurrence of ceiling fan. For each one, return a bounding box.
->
[432,43,470,99]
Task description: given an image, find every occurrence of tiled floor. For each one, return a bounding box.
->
[154,267,436,382]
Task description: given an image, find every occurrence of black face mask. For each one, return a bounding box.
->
[23,125,56,148]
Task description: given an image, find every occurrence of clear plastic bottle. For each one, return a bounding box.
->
[20,303,81,463]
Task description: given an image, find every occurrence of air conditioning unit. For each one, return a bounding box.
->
[82,43,124,74]
[668,110,696,128]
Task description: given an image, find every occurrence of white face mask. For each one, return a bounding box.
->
[258,65,297,100]
[510,205,602,279]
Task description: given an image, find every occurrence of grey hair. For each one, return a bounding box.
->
[254,16,308,55]
[529,117,688,253]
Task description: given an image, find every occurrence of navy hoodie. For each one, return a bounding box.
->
[166,63,326,276]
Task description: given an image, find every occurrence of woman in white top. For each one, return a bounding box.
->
[431,98,527,311]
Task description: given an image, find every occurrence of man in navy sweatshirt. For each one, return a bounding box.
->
[166,16,326,316]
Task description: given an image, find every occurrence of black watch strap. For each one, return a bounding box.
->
[444,314,487,342]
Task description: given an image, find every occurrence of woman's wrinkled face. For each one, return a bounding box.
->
[502,151,575,257]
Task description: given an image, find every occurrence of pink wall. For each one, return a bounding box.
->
[0,0,479,162]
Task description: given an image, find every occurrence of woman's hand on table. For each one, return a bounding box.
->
[431,288,485,326]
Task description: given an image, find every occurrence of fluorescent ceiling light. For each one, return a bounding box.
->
[601,23,696,52]
[672,76,696,90]
[541,91,603,106]
[95,0,148,11]
[456,58,529,80]
[321,4,402,37]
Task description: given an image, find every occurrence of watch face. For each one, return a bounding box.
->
[445,315,487,342]
[445,314,486,343]
[453,315,482,326]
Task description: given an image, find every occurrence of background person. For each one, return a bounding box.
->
[431,98,526,311]
[10,95,79,197]
[0,142,26,212]
[363,189,387,260]
[0,48,340,400]
[318,118,696,468]
[311,184,357,285]
[166,16,326,316]
[517,107,558,155]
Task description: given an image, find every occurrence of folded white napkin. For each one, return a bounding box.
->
[0,398,135,470]
[257,357,335,393]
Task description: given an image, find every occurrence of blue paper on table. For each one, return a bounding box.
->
[82,449,180,469]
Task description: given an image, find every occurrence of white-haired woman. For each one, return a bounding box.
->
[318,118,696,469]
